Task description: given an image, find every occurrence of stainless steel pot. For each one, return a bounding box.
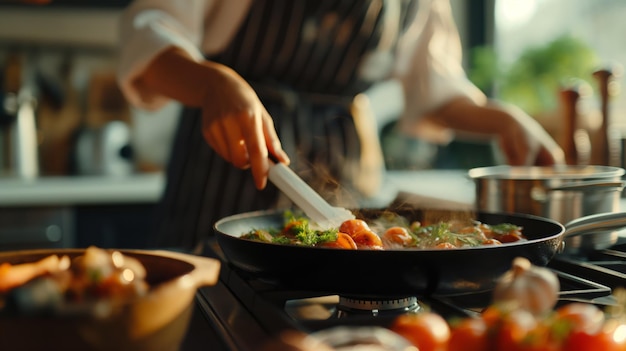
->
[468,165,626,254]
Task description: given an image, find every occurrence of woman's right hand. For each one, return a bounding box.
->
[136,47,289,190]
[199,62,290,189]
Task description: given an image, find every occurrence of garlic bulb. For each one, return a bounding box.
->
[493,257,560,316]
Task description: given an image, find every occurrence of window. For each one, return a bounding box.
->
[465,0,626,167]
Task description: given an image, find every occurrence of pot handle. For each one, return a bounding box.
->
[564,212,626,238]
[546,180,626,193]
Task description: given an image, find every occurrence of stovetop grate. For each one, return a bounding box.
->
[194,239,625,351]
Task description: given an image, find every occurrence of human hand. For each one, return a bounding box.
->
[494,103,565,166]
[200,63,290,189]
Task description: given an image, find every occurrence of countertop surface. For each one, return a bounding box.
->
[0,169,474,207]
[0,172,165,206]
[2,169,625,211]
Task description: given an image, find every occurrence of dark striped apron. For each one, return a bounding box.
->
[153,0,418,251]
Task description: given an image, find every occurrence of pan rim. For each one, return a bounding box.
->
[213,208,565,253]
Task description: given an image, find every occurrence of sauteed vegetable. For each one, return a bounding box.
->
[241,211,527,250]
[0,246,149,316]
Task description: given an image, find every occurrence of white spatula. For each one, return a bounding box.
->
[268,161,355,229]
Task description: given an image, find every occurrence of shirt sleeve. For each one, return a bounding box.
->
[393,0,486,130]
[116,0,212,111]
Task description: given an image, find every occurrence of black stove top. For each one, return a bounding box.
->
[179,237,626,351]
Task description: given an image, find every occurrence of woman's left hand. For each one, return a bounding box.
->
[427,98,565,166]
[494,103,565,166]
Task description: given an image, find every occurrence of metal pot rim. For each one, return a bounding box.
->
[469,165,625,180]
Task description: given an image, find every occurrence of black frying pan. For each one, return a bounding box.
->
[214,207,565,298]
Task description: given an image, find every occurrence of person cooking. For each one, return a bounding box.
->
[117,0,565,251]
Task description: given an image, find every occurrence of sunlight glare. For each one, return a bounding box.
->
[613,323,626,343]
[496,0,539,29]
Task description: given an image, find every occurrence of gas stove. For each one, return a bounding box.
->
[177,235,626,351]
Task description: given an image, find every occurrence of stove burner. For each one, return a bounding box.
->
[336,296,421,317]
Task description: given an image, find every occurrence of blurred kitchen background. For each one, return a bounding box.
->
[0,0,625,251]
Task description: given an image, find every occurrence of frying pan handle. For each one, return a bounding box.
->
[564,212,626,238]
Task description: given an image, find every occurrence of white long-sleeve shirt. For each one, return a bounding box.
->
[116,0,486,130]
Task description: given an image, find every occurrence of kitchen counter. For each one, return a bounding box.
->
[0,172,164,207]
[1,169,623,210]
[0,170,471,208]
[0,173,165,249]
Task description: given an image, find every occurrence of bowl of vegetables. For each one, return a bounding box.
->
[0,246,220,351]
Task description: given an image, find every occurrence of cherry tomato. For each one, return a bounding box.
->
[554,303,605,335]
[494,309,537,351]
[518,322,561,351]
[350,230,384,250]
[319,232,357,249]
[448,317,489,351]
[339,219,371,236]
[561,328,625,351]
[391,312,450,351]
[481,305,506,329]
[382,226,414,247]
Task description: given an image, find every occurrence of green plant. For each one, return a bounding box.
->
[468,35,599,116]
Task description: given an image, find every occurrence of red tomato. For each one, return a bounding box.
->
[391,313,450,351]
[481,305,505,329]
[561,328,625,351]
[518,323,561,351]
[494,309,538,351]
[554,303,605,335]
[339,219,371,236]
[448,317,489,351]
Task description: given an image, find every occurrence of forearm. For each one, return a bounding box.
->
[133,46,229,108]
[429,97,510,136]
[430,96,564,165]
